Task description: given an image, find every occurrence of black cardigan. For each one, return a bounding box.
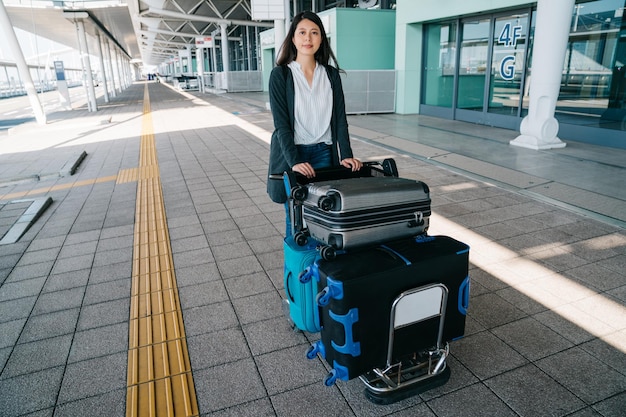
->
[266,64,354,203]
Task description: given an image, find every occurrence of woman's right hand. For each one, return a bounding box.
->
[292,162,316,178]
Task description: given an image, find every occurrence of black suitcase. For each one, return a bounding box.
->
[306,235,470,384]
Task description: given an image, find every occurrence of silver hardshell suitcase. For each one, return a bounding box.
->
[295,176,431,252]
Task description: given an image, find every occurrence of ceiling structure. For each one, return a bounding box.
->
[4,0,273,68]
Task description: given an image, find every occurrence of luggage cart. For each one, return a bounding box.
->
[359,283,452,404]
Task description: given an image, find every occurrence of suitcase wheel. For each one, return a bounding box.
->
[320,246,336,261]
[318,192,338,211]
[292,185,308,201]
[294,232,308,246]
[324,370,337,386]
[307,341,325,359]
[298,268,312,284]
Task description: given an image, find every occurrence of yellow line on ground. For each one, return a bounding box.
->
[126,84,199,417]
[0,176,119,201]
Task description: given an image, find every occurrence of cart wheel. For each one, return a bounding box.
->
[324,370,337,386]
[306,345,317,360]
[320,246,336,260]
[293,186,308,201]
[316,288,330,307]
[294,232,308,246]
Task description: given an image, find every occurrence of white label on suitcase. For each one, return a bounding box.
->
[393,285,447,329]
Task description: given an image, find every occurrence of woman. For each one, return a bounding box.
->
[267,11,362,227]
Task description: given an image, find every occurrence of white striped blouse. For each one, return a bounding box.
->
[288,61,333,146]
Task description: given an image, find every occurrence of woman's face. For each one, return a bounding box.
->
[292,18,322,59]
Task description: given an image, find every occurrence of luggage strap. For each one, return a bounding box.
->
[379,245,412,266]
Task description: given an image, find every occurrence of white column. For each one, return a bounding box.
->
[95,32,109,103]
[274,19,285,60]
[76,19,98,112]
[197,47,205,93]
[105,39,117,97]
[113,48,122,93]
[510,0,575,150]
[220,23,229,72]
[0,1,46,124]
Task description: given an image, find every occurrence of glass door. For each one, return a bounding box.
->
[456,17,491,119]
[488,13,529,118]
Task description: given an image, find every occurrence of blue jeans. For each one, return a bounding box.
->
[285,143,332,236]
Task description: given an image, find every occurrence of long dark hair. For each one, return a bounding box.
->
[276,11,341,70]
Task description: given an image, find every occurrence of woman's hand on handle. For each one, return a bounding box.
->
[292,162,316,178]
[340,158,362,172]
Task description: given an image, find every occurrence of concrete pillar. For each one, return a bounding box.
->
[76,19,98,112]
[510,0,575,150]
[0,1,46,124]
[274,19,285,61]
[104,39,117,98]
[220,23,229,72]
[197,47,205,93]
[95,32,109,103]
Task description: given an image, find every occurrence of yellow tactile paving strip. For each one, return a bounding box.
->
[126,84,199,417]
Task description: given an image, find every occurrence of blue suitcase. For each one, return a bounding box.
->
[283,235,322,332]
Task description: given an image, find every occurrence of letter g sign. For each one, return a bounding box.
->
[500,55,516,81]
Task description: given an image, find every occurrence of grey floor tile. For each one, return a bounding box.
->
[451,331,528,380]
[4,262,53,283]
[82,278,130,306]
[468,292,527,329]
[194,358,266,413]
[536,347,626,405]
[182,302,239,337]
[242,317,307,356]
[216,255,264,279]
[54,388,126,417]
[0,366,64,417]
[0,296,36,323]
[57,352,127,404]
[0,276,46,302]
[18,308,79,344]
[88,262,132,284]
[175,262,221,287]
[1,334,72,379]
[76,298,129,331]
[223,271,275,299]
[0,318,27,349]
[41,269,90,293]
[57,241,98,259]
[591,391,626,417]
[270,382,356,417]
[67,322,128,363]
[32,286,85,315]
[232,291,283,325]
[256,345,326,396]
[179,280,229,308]
[187,328,250,371]
[173,247,215,268]
[485,364,585,416]
[491,317,574,361]
[426,383,517,417]
[206,398,276,417]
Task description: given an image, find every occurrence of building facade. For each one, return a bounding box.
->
[395,0,625,149]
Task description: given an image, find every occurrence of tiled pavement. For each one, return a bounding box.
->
[0,81,624,416]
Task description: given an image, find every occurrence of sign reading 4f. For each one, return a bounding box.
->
[498,22,523,47]
[498,22,523,81]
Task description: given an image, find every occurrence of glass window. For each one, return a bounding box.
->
[552,0,625,131]
[422,22,457,107]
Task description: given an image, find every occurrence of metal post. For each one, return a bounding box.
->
[0,1,46,123]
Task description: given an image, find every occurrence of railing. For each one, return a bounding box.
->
[342,70,396,114]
